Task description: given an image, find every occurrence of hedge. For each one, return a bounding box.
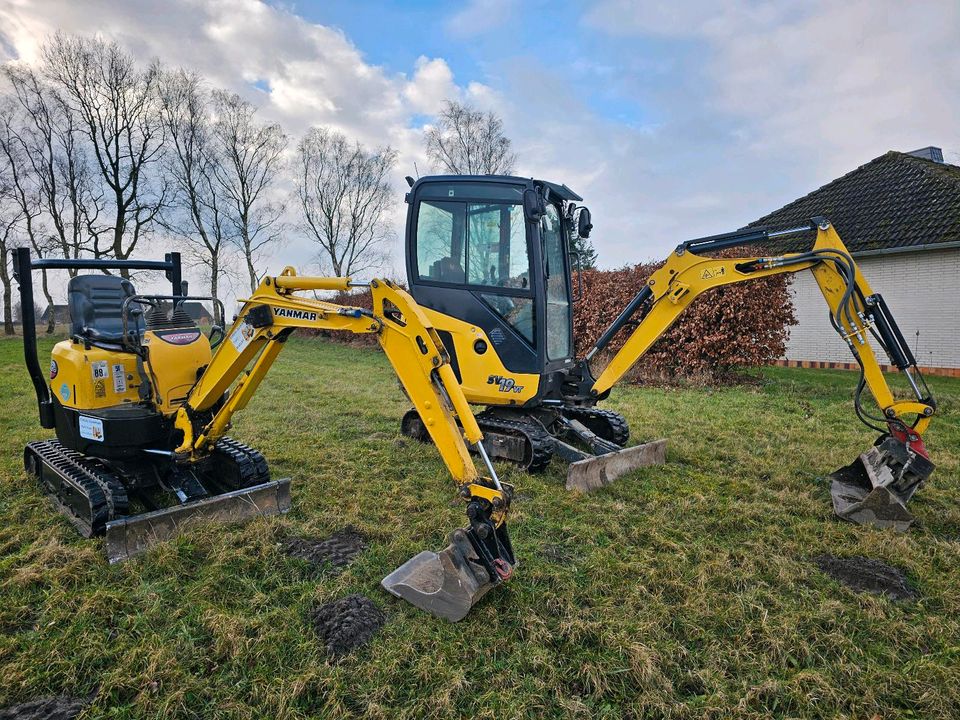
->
[572,257,796,382]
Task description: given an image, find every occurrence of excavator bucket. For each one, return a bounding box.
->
[566,439,668,492]
[382,528,500,622]
[104,478,291,563]
[829,437,934,532]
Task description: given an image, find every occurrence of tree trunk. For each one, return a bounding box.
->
[246,251,257,294]
[209,254,221,325]
[40,269,56,334]
[2,272,13,336]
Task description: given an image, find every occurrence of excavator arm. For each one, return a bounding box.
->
[583,218,936,529]
[173,267,514,620]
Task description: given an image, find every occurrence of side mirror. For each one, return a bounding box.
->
[523,188,545,223]
[577,207,593,238]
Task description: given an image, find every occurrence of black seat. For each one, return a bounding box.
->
[68,275,139,343]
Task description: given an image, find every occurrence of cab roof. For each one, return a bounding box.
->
[410,174,583,202]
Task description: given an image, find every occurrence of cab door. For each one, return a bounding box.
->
[538,201,574,367]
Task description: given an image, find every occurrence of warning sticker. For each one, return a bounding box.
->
[94,379,106,398]
[79,415,104,442]
[230,320,256,353]
[700,266,727,280]
[91,360,108,381]
[112,363,126,393]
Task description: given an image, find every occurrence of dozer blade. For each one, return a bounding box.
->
[566,439,667,492]
[105,478,291,563]
[829,437,934,532]
[381,529,497,622]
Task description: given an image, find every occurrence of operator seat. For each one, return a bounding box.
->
[67,275,139,344]
[429,256,465,283]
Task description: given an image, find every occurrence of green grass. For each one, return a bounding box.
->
[1,334,959,719]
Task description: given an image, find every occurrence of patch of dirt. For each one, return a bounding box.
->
[0,695,88,720]
[283,526,368,573]
[814,554,918,601]
[310,594,386,659]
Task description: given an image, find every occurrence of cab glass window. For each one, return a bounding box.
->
[416,200,464,283]
[416,200,529,290]
[542,203,572,359]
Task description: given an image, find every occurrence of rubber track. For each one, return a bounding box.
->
[475,411,555,474]
[561,407,630,447]
[213,437,271,488]
[400,408,555,474]
[26,439,125,536]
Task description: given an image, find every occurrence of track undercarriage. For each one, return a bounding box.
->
[402,404,667,490]
[24,438,290,561]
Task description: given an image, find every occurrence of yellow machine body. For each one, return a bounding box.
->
[420,307,540,406]
[50,340,141,410]
[141,328,213,415]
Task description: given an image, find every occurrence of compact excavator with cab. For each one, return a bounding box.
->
[400,175,937,529]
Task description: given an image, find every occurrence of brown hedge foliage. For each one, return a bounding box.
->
[316,264,797,382]
[573,256,796,382]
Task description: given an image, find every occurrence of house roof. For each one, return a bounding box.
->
[181,302,213,320]
[748,151,960,254]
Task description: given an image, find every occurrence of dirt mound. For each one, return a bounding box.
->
[283,526,368,572]
[310,594,386,658]
[814,554,918,601]
[0,695,87,720]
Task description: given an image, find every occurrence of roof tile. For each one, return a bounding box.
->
[748,151,960,252]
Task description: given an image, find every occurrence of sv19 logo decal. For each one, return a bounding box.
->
[274,307,318,321]
[487,375,524,393]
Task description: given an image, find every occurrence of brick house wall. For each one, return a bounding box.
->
[783,247,960,371]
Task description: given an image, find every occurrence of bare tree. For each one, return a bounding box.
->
[42,34,167,274]
[425,100,516,175]
[0,154,25,334]
[1,63,103,274]
[0,100,58,333]
[159,69,232,324]
[211,91,286,293]
[295,128,396,277]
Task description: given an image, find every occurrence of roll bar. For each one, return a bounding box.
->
[9,248,183,428]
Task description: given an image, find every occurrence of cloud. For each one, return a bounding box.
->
[445,0,518,38]
[585,0,960,182]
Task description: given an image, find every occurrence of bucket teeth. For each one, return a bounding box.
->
[381,529,498,622]
[829,436,934,532]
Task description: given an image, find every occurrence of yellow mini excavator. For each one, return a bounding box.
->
[400,175,937,529]
[13,248,513,620]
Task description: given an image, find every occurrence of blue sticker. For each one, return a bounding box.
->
[59,383,70,402]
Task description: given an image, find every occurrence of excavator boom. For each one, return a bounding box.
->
[582,218,936,527]
[172,268,515,620]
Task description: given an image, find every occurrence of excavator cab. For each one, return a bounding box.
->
[404,175,580,401]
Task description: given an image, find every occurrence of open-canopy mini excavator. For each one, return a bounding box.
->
[400,175,937,530]
[13,248,515,620]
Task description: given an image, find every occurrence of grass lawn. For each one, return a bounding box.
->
[1,334,959,719]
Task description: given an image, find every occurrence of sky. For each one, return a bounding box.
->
[1,0,958,297]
